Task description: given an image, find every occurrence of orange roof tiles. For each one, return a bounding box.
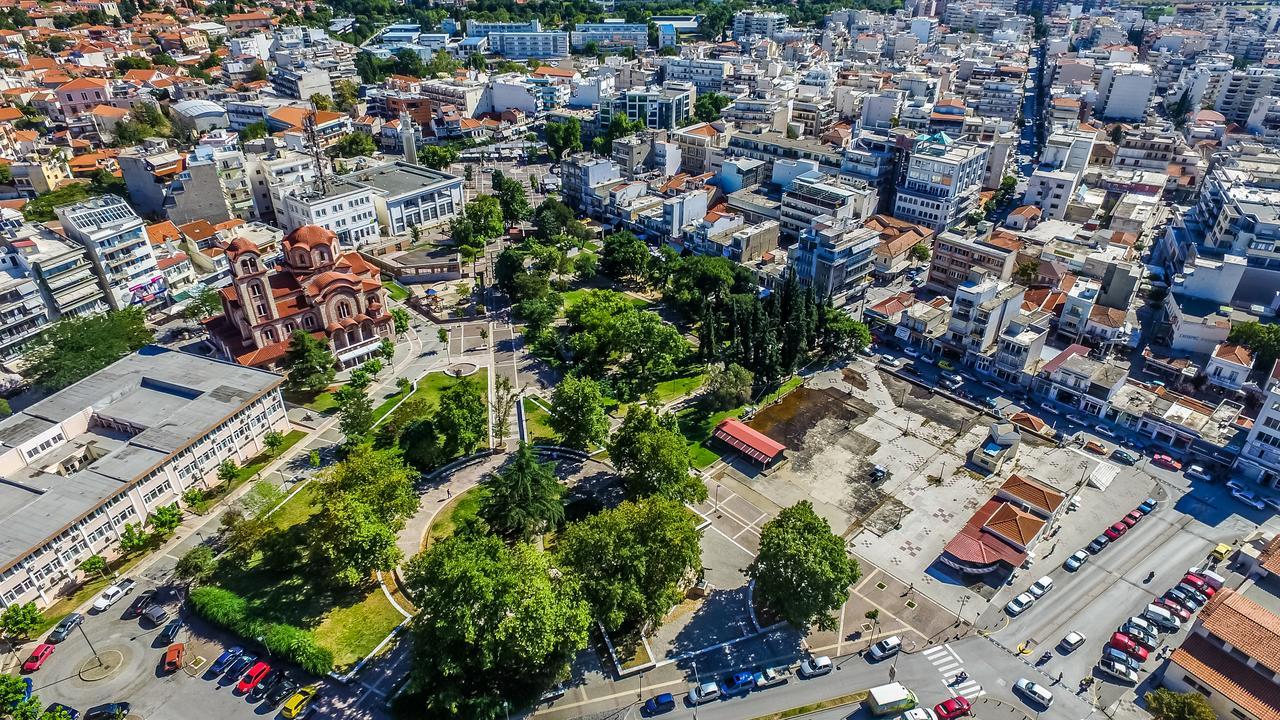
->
[1214,342,1254,367]
[1199,589,1280,675]
[998,475,1065,515]
[1170,633,1280,720]
[983,502,1044,547]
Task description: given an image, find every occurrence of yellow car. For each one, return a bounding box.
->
[281,685,319,719]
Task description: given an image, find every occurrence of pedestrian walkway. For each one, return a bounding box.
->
[921,644,986,698]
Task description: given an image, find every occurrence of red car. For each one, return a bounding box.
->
[935,695,972,719]
[1183,574,1216,596]
[1153,454,1183,471]
[1157,598,1192,621]
[1109,632,1150,662]
[1104,522,1128,540]
[235,660,271,694]
[22,643,54,672]
[1122,510,1143,527]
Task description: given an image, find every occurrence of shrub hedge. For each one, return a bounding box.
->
[188,586,334,674]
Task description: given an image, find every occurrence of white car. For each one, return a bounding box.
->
[798,656,832,678]
[1028,576,1054,598]
[1014,678,1054,708]
[1127,616,1158,636]
[1226,480,1245,492]
[1186,464,1211,482]
[1039,402,1057,413]
[869,636,902,660]
[880,357,903,369]
[1098,658,1138,684]
[1005,592,1035,616]
[903,346,921,358]
[1233,489,1267,510]
[1063,550,1088,571]
[899,709,939,720]
[1060,631,1085,652]
[92,584,128,612]
[686,682,720,706]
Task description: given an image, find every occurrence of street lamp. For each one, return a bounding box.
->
[692,660,700,720]
[78,622,102,667]
[955,593,970,627]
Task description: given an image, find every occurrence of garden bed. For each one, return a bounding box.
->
[522,396,556,443]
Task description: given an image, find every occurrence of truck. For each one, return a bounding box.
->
[866,682,918,716]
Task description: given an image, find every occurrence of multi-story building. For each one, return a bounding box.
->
[791,95,836,139]
[936,276,1025,366]
[118,139,186,219]
[791,214,879,306]
[671,122,730,175]
[333,162,464,237]
[721,91,789,132]
[728,127,845,177]
[245,149,320,224]
[55,196,165,310]
[278,183,379,248]
[779,174,878,244]
[561,153,623,217]
[927,226,1018,294]
[893,132,988,232]
[1236,361,1280,487]
[1024,127,1095,221]
[0,349,290,609]
[465,19,542,36]
[662,57,733,95]
[1096,63,1155,121]
[269,65,332,100]
[1058,277,1101,341]
[1215,66,1280,125]
[0,244,48,360]
[0,215,107,320]
[984,313,1049,386]
[732,9,787,40]
[571,20,649,51]
[599,82,696,131]
[490,32,570,59]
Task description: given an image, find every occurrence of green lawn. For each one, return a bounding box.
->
[283,389,339,414]
[234,429,306,484]
[522,396,556,443]
[653,369,708,404]
[560,288,651,315]
[676,375,805,469]
[371,385,411,425]
[408,369,490,407]
[213,478,405,672]
[383,278,410,302]
[425,486,488,549]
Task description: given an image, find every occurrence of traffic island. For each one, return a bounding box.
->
[78,648,126,682]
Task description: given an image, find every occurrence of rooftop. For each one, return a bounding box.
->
[334,161,462,199]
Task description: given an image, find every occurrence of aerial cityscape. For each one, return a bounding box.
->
[0,0,1277,719]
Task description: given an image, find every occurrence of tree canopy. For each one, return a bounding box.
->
[26,309,153,390]
[747,501,859,630]
[282,330,335,394]
[479,442,565,542]
[1228,321,1280,371]
[548,375,610,450]
[608,406,704,503]
[1144,689,1216,720]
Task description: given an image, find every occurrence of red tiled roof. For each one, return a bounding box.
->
[1041,344,1090,374]
[998,475,1065,515]
[1170,632,1280,720]
[943,499,1028,568]
[1199,588,1280,675]
[1213,342,1254,367]
[713,418,786,462]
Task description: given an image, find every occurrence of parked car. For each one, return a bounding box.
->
[47,613,83,644]
[643,693,676,715]
[903,346,920,358]
[44,704,78,720]
[1104,522,1128,540]
[84,704,130,720]
[210,647,243,676]
[126,590,156,619]
[1005,592,1035,616]
[752,667,788,689]
[1111,448,1138,465]
[1186,464,1211,482]
[1028,576,1054,598]
[1087,535,1110,554]
[881,357,903,369]
[264,673,299,707]
[236,660,272,694]
[1014,678,1054,708]
[1233,489,1267,510]
[143,604,169,627]
[1064,550,1088,571]
[798,656,832,677]
[1123,510,1143,526]
[1152,454,1182,470]
[1156,598,1192,622]
[934,696,971,719]
[158,618,182,645]
[22,644,55,673]
[1109,633,1150,662]
[686,682,721,706]
[1059,631,1085,652]
[248,670,280,703]
[1176,583,1209,606]
[162,643,185,674]
[1102,646,1141,671]
[1084,440,1108,455]
[91,578,136,613]
[224,653,258,683]
[1181,574,1216,596]
[1098,658,1138,684]
[921,353,936,364]
[1126,616,1158,637]
[1138,498,1159,514]
[719,671,754,696]
[281,685,319,719]
[869,636,902,660]
[1165,587,1201,612]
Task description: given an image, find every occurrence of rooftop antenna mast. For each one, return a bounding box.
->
[304,110,330,195]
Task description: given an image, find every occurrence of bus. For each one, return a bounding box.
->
[866,682,918,716]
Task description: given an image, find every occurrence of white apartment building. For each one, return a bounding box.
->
[938,276,1026,365]
[779,173,878,243]
[1215,67,1280,125]
[0,348,290,609]
[55,196,164,310]
[490,32,570,59]
[571,20,649,51]
[662,57,733,95]
[245,149,320,223]
[465,19,542,36]
[1024,127,1095,220]
[893,133,989,232]
[1237,362,1280,487]
[279,184,380,248]
[1096,63,1155,121]
[732,10,787,39]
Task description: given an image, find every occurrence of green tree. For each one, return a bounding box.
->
[148,503,183,537]
[600,230,649,282]
[546,117,583,161]
[282,330,335,393]
[338,387,375,440]
[404,534,591,718]
[239,121,268,141]
[1144,689,1216,720]
[183,287,222,323]
[747,501,860,630]
[706,363,753,410]
[909,242,931,262]
[174,545,216,585]
[436,377,488,457]
[557,496,699,632]
[1014,259,1039,285]
[466,52,488,71]
[263,430,285,455]
[0,602,42,640]
[115,55,153,71]
[119,522,151,554]
[418,144,459,170]
[26,309,153,390]
[248,62,267,81]
[1229,321,1280,370]
[491,169,530,223]
[480,442,565,542]
[693,92,731,123]
[391,307,411,333]
[608,406,705,503]
[548,375,609,450]
[78,554,108,579]
[574,252,599,280]
[820,311,871,357]
[330,131,376,158]
[217,459,238,485]
[309,93,333,111]
[333,79,359,111]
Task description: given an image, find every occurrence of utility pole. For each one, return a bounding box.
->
[78,623,102,666]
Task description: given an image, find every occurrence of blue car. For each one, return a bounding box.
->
[209,646,243,676]
[1138,498,1159,514]
[720,671,754,696]
[642,693,676,715]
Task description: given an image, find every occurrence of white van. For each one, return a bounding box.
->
[1144,603,1181,631]
[1189,567,1226,590]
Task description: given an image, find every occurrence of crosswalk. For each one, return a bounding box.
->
[921,644,986,698]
